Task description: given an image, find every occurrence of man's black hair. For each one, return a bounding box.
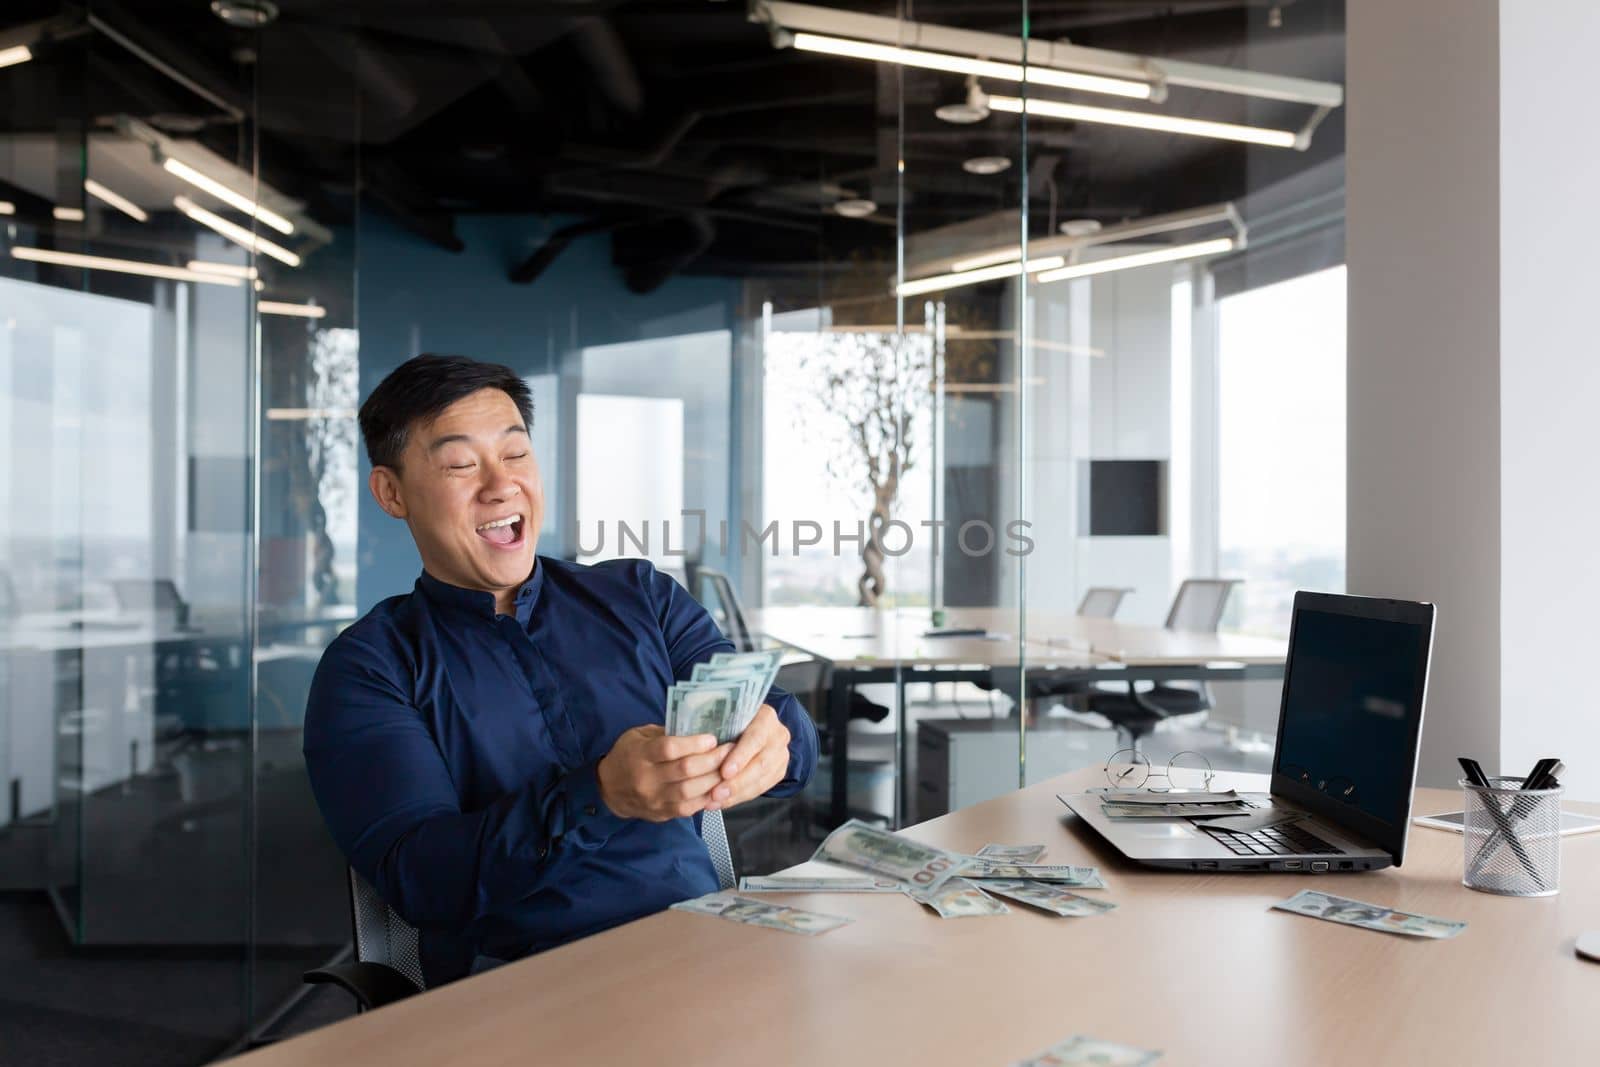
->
[358,354,534,471]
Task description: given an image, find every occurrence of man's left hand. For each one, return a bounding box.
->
[704,704,791,812]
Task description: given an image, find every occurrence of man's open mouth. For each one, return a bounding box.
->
[474,514,525,548]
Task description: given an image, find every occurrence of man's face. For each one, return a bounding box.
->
[370,388,543,599]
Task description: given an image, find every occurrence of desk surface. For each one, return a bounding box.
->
[749,605,1286,668]
[233,767,1600,1066]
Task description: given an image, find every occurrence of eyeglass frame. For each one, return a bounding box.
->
[1102,748,1217,793]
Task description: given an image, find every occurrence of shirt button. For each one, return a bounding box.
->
[538,845,548,859]
[583,804,597,817]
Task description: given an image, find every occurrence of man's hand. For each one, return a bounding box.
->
[704,704,791,813]
[597,726,733,822]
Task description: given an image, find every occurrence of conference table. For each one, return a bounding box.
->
[231,766,1600,1066]
[746,605,1288,827]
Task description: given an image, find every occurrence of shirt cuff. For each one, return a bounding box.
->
[560,760,629,849]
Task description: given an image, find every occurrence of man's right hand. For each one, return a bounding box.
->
[596,726,734,822]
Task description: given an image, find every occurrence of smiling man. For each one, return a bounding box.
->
[304,354,817,985]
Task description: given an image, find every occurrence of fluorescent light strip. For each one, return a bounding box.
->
[187,260,258,280]
[792,32,1151,100]
[84,179,149,223]
[267,407,355,420]
[896,255,1065,298]
[174,195,301,267]
[258,300,326,318]
[163,157,294,235]
[9,246,244,286]
[987,94,1298,149]
[0,45,31,70]
[951,247,1025,273]
[52,206,84,222]
[1034,237,1236,284]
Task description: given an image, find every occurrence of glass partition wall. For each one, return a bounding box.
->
[0,0,1345,1058]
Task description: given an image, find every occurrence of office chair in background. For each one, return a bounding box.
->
[1016,585,1135,713]
[304,810,737,1011]
[1066,578,1241,752]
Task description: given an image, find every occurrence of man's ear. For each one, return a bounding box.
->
[369,466,409,520]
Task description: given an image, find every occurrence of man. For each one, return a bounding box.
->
[304,354,817,985]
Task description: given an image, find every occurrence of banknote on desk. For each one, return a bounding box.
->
[958,861,1106,888]
[810,819,965,892]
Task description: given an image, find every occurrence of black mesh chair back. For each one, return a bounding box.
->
[1076,587,1131,619]
[694,566,753,651]
[308,810,738,1011]
[1163,579,1239,632]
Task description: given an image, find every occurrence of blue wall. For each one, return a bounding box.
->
[355,210,740,610]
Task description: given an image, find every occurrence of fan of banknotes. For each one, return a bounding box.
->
[664,648,784,743]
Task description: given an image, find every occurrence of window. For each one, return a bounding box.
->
[1216,266,1347,637]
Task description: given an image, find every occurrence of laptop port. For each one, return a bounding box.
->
[1283,861,1303,870]
[1198,861,1219,870]
[1310,861,1330,872]
[1339,861,1353,870]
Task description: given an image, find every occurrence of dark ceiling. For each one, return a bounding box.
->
[1,0,1345,291]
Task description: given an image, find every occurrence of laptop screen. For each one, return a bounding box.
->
[1271,593,1434,863]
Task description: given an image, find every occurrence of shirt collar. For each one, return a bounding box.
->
[417,558,544,624]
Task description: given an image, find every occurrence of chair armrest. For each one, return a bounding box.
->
[304,962,423,1012]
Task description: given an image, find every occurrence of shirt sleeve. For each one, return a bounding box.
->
[648,565,818,798]
[302,630,627,932]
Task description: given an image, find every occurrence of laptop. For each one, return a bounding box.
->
[1059,591,1436,873]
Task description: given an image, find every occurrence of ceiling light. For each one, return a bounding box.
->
[84,178,149,223]
[9,246,244,286]
[0,201,14,216]
[896,255,1066,298]
[257,300,326,318]
[52,206,84,222]
[0,45,32,70]
[174,195,301,266]
[163,157,294,235]
[962,156,1010,176]
[266,407,355,420]
[986,93,1300,149]
[791,32,1152,100]
[950,247,1025,273]
[1034,237,1236,284]
[1059,219,1103,237]
[186,260,258,280]
[935,80,990,124]
[834,198,877,218]
[211,1,279,29]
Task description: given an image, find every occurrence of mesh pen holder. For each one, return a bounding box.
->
[1461,776,1562,897]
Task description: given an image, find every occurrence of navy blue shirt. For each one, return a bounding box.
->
[303,557,817,985]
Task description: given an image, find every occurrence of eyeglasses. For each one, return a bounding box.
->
[1103,748,1216,793]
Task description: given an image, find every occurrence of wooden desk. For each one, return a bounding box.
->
[231,767,1600,1066]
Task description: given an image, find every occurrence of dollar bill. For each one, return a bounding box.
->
[1272,890,1466,939]
[1101,801,1252,819]
[979,880,1117,918]
[958,861,1105,888]
[670,893,853,935]
[977,843,1047,863]
[737,875,905,893]
[811,819,964,892]
[665,681,745,741]
[691,662,766,735]
[910,877,1009,918]
[1101,789,1240,805]
[1011,1034,1162,1066]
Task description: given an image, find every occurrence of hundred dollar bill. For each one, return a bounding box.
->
[958,861,1105,888]
[910,877,1009,918]
[811,819,964,892]
[977,843,1047,863]
[709,648,783,695]
[670,893,853,935]
[1272,890,1466,939]
[980,880,1117,918]
[737,875,905,893]
[1101,801,1252,819]
[1010,1034,1162,1067]
[691,663,765,733]
[665,681,744,741]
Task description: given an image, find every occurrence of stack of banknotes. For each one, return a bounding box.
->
[1099,789,1253,820]
[664,648,783,742]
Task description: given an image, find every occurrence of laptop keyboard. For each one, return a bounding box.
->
[1206,821,1344,857]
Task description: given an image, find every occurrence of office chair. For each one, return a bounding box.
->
[304,810,737,1011]
[1077,586,1132,619]
[693,567,754,652]
[112,578,192,627]
[1068,578,1241,752]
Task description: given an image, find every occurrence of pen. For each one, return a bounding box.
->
[1459,755,1546,887]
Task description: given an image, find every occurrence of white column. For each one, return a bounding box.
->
[1348,0,1600,797]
